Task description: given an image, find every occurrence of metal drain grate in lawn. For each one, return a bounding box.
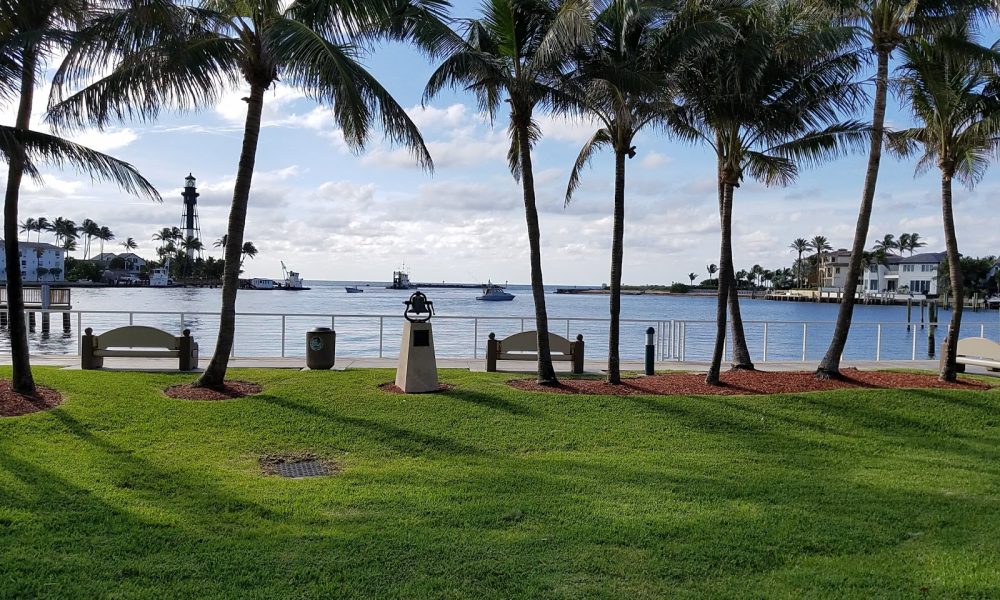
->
[272,460,334,478]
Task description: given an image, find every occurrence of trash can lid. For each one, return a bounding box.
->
[309,327,333,333]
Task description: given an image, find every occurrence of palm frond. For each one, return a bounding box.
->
[274,16,433,171]
[565,127,612,207]
[0,126,160,201]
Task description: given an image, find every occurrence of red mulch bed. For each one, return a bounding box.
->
[379,382,455,394]
[164,380,262,400]
[508,368,992,396]
[0,380,63,417]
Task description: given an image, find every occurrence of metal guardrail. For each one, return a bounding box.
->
[3,308,999,362]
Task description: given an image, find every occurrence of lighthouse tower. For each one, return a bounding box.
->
[180,173,203,260]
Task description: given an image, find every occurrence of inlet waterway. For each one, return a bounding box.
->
[9,281,1000,362]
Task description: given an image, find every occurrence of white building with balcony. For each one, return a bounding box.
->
[862,252,945,296]
[0,241,66,282]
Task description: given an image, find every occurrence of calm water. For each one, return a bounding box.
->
[10,280,1000,361]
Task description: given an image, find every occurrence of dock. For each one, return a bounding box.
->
[0,285,73,332]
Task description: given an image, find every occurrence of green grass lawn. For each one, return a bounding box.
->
[1,367,999,599]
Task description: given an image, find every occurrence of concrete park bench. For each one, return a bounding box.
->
[486,331,584,374]
[946,337,1000,373]
[82,326,199,371]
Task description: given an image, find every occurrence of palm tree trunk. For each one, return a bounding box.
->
[4,50,37,395]
[722,182,753,370]
[816,48,890,378]
[516,120,557,385]
[939,173,963,382]
[707,180,734,385]
[197,83,266,388]
[607,150,627,384]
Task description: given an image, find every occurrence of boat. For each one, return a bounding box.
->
[387,269,412,290]
[345,286,364,293]
[238,277,277,290]
[477,281,515,301]
[278,262,310,290]
[988,294,1000,309]
[148,261,174,288]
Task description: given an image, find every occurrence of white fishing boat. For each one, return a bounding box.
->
[477,281,515,301]
[148,261,173,288]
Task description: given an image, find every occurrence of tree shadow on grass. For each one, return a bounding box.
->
[441,387,537,417]
[257,394,486,457]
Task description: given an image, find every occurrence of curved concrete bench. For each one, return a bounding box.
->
[82,326,198,371]
[486,331,584,374]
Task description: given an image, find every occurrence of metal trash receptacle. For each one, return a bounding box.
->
[306,327,335,369]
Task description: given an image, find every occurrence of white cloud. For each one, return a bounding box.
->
[640,152,671,169]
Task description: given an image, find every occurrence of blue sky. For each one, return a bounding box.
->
[4,1,999,285]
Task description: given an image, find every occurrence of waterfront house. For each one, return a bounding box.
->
[0,241,66,282]
[94,252,146,274]
[814,249,853,289]
[862,252,945,295]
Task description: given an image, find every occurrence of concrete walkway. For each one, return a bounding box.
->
[9,354,998,377]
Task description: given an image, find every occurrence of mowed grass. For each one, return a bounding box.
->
[1,367,999,599]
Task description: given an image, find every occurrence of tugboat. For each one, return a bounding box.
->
[387,268,412,290]
[477,280,515,301]
[345,286,364,293]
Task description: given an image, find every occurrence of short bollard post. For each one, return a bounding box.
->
[645,327,655,376]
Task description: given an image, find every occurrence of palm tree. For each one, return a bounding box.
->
[33,217,50,243]
[213,234,227,250]
[1,0,159,395]
[896,232,911,255]
[564,0,709,384]
[426,0,588,386]
[890,27,1000,381]
[873,233,897,255]
[18,217,34,241]
[789,237,810,286]
[241,241,258,266]
[79,217,98,258]
[706,263,718,283]
[60,237,77,255]
[121,237,137,252]
[905,231,926,255]
[49,0,445,389]
[688,272,697,285]
[672,1,863,383]
[152,226,174,253]
[814,0,992,379]
[96,225,113,257]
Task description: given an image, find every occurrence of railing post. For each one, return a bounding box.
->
[129,312,134,326]
[520,318,525,332]
[762,322,768,362]
[801,323,808,361]
[180,313,185,331]
[473,318,478,359]
[981,324,985,337]
[876,324,882,361]
[77,312,82,355]
[681,321,686,362]
[379,316,384,358]
[281,315,286,357]
[566,320,570,339]
[911,325,917,360]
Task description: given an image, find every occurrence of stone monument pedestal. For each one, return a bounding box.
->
[395,321,438,393]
